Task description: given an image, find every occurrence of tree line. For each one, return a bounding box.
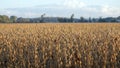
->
[0,14,120,23]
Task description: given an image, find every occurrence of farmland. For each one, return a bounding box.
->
[0,23,120,68]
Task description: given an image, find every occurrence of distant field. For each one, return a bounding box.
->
[0,23,120,68]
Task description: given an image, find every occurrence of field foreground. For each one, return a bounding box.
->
[0,23,120,68]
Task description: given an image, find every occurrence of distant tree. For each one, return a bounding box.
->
[92,18,95,22]
[80,16,85,22]
[99,17,107,22]
[10,16,17,23]
[0,15,10,23]
[89,17,92,22]
[24,18,31,23]
[117,16,120,19]
[57,17,62,22]
[40,13,46,22]
[70,14,74,22]
[17,17,24,23]
[111,18,116,22]
[0,15,2,23]
[58,17,65,22]
[98,17,105,22]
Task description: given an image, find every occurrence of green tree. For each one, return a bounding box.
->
[0,15,2,23]
[0,15,10,23]
[10,16,17,23]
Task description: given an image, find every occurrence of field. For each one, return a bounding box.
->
[0,23,120,68]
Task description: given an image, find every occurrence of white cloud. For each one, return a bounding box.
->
[63,0,86,9]
[101,5,120,16]
[0,9,11,15]
[0,3,120,18]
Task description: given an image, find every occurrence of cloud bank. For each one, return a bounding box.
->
[0,0,120,18]
[63,0,86,8]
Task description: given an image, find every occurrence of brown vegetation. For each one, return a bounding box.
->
[0,23,120,68]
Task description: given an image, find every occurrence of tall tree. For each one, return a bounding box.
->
[89,17,92,22]
[80,16,84,22]
[10,16,17,23]
[98,17,103,22]
[40,13,46,22]
[70,14,74,22]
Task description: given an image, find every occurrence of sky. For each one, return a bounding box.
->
[0,0,120,18]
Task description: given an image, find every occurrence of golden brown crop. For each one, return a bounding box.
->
[0,23,120,68]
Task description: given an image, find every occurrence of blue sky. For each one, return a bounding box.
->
[0,0,120,18]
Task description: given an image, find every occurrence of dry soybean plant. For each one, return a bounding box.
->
[0,23,120,68]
